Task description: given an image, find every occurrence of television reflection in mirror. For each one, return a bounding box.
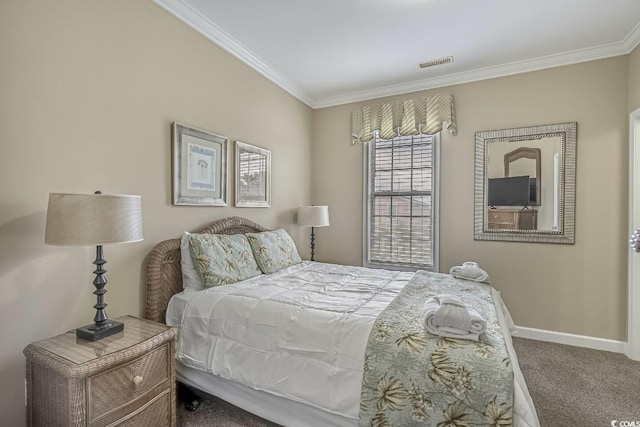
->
[488,175,536,208]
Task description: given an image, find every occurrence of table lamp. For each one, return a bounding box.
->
[45,191,143,341]
[297,205,330,261]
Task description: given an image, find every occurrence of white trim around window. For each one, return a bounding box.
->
[363,133,440,271]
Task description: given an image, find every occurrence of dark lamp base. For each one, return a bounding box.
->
[76,320,124,341]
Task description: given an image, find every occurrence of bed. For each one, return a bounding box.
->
[145,216,539,426]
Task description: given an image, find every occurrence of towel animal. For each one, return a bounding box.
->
[423,294,487,341]
[449,262,490,283]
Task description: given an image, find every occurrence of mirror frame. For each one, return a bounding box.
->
[474,122,577,244]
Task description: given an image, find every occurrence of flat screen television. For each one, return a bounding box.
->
[488,175,530,207]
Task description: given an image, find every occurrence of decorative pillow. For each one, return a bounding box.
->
[188,233,262,287]
[180,232,205,291]
[246,229,302,274]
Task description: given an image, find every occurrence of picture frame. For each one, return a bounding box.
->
[172,122,228,206]
[235,141,271,208]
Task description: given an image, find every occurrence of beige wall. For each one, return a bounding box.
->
[630,45,640,112]
[313,57,629,342]
[1,1,637,424]
[0,1,312,425]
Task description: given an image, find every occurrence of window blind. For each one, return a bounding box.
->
[366,133,437,268]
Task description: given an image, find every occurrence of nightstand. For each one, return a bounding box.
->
[24,315,176,427]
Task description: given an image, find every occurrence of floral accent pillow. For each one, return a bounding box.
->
[188,233,262,287]
[246,229,302,274]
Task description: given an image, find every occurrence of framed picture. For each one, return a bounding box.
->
[172,122,228,206]
[235,141,271,207]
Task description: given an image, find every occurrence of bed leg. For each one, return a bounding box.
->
[177,381,202,411]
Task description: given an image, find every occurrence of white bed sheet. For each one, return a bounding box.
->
[166,261,539,426]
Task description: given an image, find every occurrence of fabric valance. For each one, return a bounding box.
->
[351,93,456,143]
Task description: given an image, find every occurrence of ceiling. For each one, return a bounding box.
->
[154,0,640,108]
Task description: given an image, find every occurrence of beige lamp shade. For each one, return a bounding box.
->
[45,193,143,246]
[298,205,330,228]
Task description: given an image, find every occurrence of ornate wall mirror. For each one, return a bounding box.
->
[474,122,577,244]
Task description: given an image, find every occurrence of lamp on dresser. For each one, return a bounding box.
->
[297,205,330,261]
[45,191,143,341]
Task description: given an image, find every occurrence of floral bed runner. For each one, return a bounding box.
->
[359,271,513,426]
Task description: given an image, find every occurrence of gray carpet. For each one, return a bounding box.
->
[512,337,640,427]
[178,338,640,426]
[178,393,277,427]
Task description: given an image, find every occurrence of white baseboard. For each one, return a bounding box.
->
[514,326,627,354]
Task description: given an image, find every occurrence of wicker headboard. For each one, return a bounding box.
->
[144,216,268,323]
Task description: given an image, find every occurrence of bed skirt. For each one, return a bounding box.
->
[176,362,357,427]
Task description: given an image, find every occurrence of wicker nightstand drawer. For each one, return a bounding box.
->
[24,316,176,427]
[88,343,170,424]
[113,389,171,427]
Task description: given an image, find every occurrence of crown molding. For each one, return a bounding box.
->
[623,21,640,52]
[315,41,632,108]
[155,0,640,110]
[153,0,315,107]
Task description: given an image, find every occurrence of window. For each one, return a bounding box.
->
[364,133,439,270]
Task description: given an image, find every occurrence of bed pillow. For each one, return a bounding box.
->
[188,233,262,287]
[246,229,302,274]
[180,232,205,291]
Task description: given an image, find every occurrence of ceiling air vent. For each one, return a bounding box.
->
[418,56,454,69]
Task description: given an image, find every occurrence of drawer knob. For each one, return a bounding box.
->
[133,375,144,386]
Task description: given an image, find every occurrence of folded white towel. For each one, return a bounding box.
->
[436,294,465,307]
[449,262,490,283]
[432,294,471,330]
[423,294,487,341]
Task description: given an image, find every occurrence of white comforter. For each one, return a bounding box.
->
[166,261,538,425]
[167,262,412,418]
